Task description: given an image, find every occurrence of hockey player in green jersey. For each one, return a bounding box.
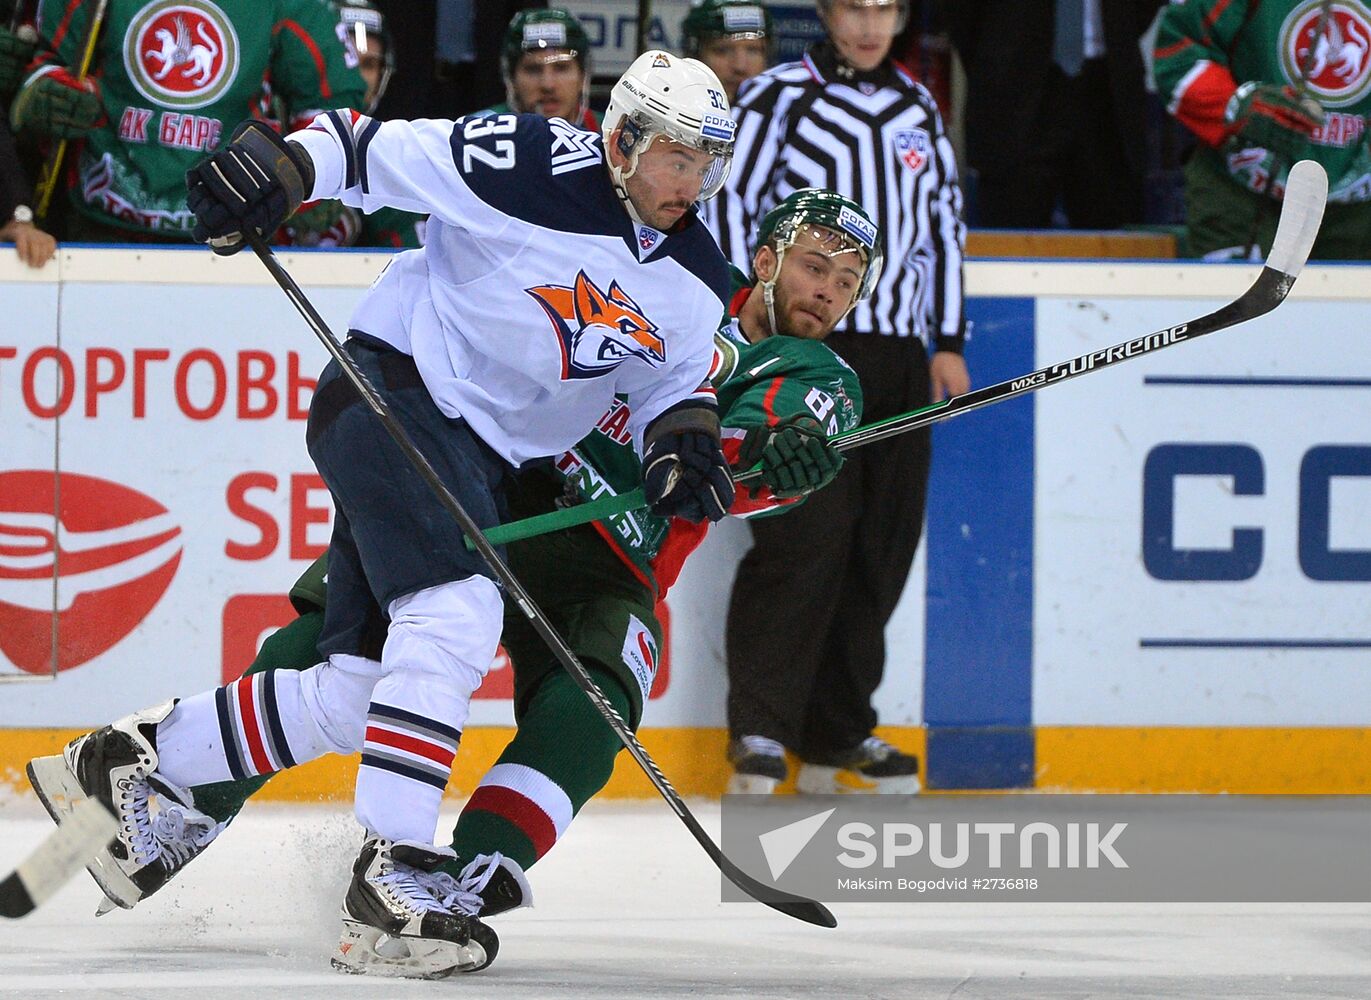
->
[9,0,365,240]
[1153,0,1371,259]
[70,189,876,961]
[282,0,422,250]
[484,8,600,131]
[681,0,773,105]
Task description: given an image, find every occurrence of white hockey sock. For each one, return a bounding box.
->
[155,654,385,788]
[356,576,502,844]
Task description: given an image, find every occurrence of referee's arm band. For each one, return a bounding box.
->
[934,334,965,355]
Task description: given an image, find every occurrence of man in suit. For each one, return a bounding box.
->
[948,0,1165,228]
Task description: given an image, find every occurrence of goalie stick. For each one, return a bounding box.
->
[480,159,1329,548]
[246,235,837,930]
[0,798,116,918]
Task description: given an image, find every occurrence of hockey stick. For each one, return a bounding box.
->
[246,235,836,929]
[33,0,108,220]
[0,798,116,918]
[481,159,1329,548]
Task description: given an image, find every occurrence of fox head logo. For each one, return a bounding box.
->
[527,270,667,380]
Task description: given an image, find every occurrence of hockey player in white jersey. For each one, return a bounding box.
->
[26,52,737,979]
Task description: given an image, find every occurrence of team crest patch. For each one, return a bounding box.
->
[123,0,239,111]
[1280,0,1371,108]
[621,615,659,702]
[527,270,666,380]
[652,53,671,68]
[893,127,930,173]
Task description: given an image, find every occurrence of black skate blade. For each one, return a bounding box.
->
[1,798,117,918]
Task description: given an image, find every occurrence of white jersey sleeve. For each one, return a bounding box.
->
[288,109,523,232]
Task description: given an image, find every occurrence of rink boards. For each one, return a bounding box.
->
[1,249,1368,794]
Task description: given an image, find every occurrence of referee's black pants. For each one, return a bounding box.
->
[724,333,932,762]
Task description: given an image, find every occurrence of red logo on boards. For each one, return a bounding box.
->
[0,471,182,674]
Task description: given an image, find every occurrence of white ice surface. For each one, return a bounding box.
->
[1,798,1369,999]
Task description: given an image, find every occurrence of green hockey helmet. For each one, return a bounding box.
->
[337,0,393,113]
[503,8,591,78]
[752,188,883,336]
[755,188,883,301]
[682,1,774,58]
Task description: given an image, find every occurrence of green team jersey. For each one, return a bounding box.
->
[549,278,863,597]
[288,274,862,607]
[30,0,366,235]
[1154,0,1371,201]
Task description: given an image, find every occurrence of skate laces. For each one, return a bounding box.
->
[430,853,505,917]
[374,855,455,916]
[738,735,785,759]
[151,804,223,868]
[114,775,159,866]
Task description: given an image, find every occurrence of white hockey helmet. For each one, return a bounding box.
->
[602,50,736,207]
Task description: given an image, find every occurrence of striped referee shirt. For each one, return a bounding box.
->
[706,43,966,350]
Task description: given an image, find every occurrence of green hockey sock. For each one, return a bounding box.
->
[447,664,633,873]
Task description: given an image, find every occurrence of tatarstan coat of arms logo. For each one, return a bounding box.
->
[124,0,240,110]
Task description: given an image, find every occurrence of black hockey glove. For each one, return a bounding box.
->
[642,404,735,524]
[737,414,843,500]
[186,120,314,256]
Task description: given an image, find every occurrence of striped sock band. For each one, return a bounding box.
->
[214,672,298,781]
[360,703,461,791]
[463,762,574,861]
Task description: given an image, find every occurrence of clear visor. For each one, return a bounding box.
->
[775,218,883,301]
[625,112,733,200]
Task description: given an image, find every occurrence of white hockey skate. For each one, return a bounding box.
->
[25,700,215,911]
[332,837,500,979]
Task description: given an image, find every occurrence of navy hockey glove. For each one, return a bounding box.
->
[737,415,843,500]
[186,120,314,256]
[642,405,735,524]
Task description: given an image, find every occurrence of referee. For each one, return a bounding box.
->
[710,0,968,794]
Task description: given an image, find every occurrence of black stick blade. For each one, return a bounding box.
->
[718,855,838,928]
